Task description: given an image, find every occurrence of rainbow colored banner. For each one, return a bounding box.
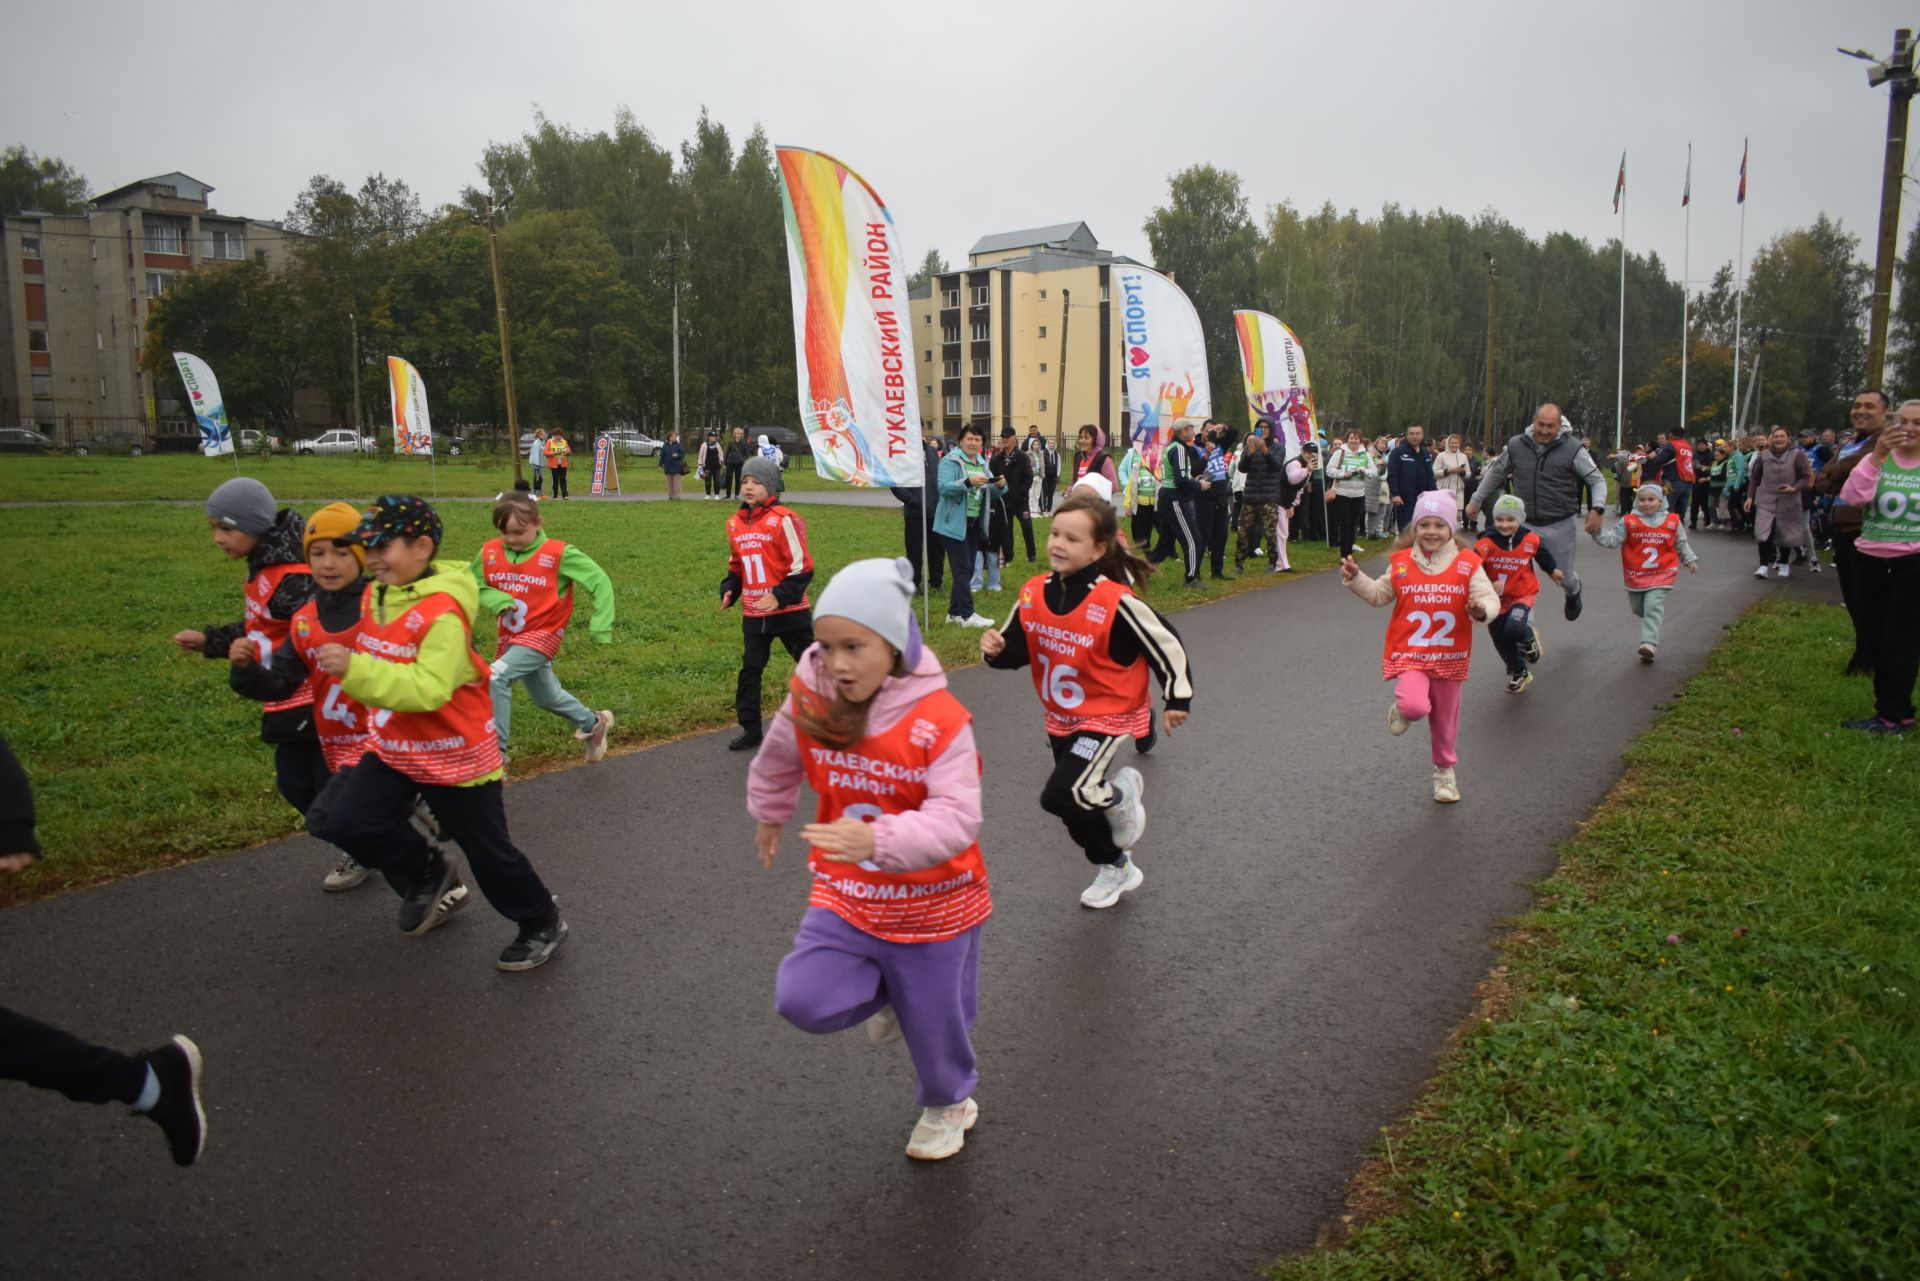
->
[387,356,433,456]
[774,146,923,487]
[1114,264,1210,472]
[1233,310,1318,461]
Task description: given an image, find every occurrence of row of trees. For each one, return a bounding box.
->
[1146,165,1890,446]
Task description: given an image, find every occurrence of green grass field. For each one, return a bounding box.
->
[0,486,1346,903]
[0,451,842,503]
[1272,598,1919,1279]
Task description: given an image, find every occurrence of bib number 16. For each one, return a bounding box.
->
[1035,654,1086,709]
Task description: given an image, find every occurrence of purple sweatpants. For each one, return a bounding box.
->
[774,907,982,1108]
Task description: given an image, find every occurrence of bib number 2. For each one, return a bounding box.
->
[1641,545,1663,570]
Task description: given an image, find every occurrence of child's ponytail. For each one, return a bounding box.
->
[1054,491,1154,589]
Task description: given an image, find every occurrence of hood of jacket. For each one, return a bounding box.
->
[248,508,309,577]
[791,638,951,737]
[369,558,481,629]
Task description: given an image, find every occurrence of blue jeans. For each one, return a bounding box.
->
[945,526,983,618]
[969,548,1001,594]
[1488,603,1536,674]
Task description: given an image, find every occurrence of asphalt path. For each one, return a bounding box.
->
[0,487,898,509]
[0,528,1835,1279]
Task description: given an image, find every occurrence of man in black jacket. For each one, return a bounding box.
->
[723,427,750,499]
[1147,421,1204,584]
[892,436,945,592]
[991,426,1037,565]
[1383,425,1437,532]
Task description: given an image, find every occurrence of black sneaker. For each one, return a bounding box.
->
[1841,716,1912,735]
[398,850,468,936]
[1134,712,1157,755]
[138,1035,206,1167]
[498,912,570,972]
[729,726,764,752]
[1522,628,1544,664]
[1563,586,1584,622]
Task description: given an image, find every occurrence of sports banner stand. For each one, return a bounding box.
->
[387,356,437,499]
[590,434,621,497]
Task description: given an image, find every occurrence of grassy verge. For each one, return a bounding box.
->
[0,497,1356,904]
[1273,598,1919,1280]
[0,453,843,503]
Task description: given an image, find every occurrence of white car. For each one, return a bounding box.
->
[601,431,663,458]
[295,429,377,456]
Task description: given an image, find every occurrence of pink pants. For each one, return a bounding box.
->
[1274,505,1291,570]
[667,474,682,499]
[1394,671,1463,767]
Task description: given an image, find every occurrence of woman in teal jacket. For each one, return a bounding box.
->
[934,423,998,627]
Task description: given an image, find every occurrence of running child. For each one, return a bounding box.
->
[1342,489,1498,803]
[723,457,815,751]
[227,501,388,892]
[1592,483,1699,664]
[472,492,615,765]
[171,478,323,819]
[1473,494,1565,694]
[749,558,990,1161]
[981,490,1194,908]
[305,496,568,971]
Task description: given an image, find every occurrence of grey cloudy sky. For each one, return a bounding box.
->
[9,0,1915,292]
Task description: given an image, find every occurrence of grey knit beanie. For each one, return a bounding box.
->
[206,477,277,538]
[1492,494,1526,522]
[814,557,920,660]
[741,456,782,495]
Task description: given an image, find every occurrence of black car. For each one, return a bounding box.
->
[67,432,155,456]
[0,427,58,454]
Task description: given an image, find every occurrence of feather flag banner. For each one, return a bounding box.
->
[171,352,234,457]
[773,146,923,487]
[387,356,433,456]
[1232,310,1318,461]
[1114,263,1210,472]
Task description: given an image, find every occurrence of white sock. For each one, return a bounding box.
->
[132,1064,160,1113]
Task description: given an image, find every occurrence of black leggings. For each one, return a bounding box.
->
[1040,732,1127,865]
[0,1007,146,1105]
[551,465,570,499]
[1330,494,1365,555]
[1854,551,1920,723]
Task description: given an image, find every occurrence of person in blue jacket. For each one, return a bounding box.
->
[1383,425,1438,531]
[933,423,999,627]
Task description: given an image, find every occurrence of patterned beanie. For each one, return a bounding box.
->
[1411,489,1459,532]
[351,494,442,548]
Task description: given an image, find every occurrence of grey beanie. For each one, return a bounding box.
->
[814,557,920,660]
[1491,494,1526,522]
[206,477,277,538]
[741,456,782,495]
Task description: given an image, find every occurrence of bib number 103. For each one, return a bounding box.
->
[1406,610,1457,648]
[1035,654,1086,709]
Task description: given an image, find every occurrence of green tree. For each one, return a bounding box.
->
[141,262,307,426]
[499,209,642,432]
[907,249,948,292]
[1885,217,1920,398]
[1144,165,1260,421]
[0,145,87,215]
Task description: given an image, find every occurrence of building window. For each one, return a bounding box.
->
[1100,284,1109,302]
[923,313,930,326]
[972,355,989,377]
[971,285,989,306]
[145,272,176,299]
[1039,362,1048,373]
[144,220,185,254]
[942,324,959,344]
[970,320,989,341]
[1039,288,1047,299]
[1039,399,1049,412]
[925,385,933,396]
[944,393,961,416]
[923,349,931,363]
[1038,325,1047,338]
[31,372,52,396]
[254,248,267,264]
[944,359,960,378]
[942,288,959,309]
[201,228,245,260]
[21,236,40,259]
[27,328,49,352]
[971,392,991,415]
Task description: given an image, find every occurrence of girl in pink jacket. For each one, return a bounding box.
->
[747,557,990,1161]
[1838,400,1920,734]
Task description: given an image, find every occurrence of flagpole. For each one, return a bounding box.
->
[1733,141,1747,437]
[1616,176,1628,454]
[1680,142,1691,435]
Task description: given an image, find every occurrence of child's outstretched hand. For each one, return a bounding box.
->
[1164,709,1189,735]
[315,644,352,678]
[1551,569,1566,584]
[228,637,255,667]
[1688,562,1700,574]
[980,628,1005,659]
[1339,556,1359,583]
[755,822,783,868]
[803,817,875,864]
[719,590,736,610]
[172,629,205,654]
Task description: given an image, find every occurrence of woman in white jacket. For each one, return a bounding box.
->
[1326,427,1378,557]
[1434,434,1471,522]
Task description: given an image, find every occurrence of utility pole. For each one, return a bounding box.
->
[349,312,362,444]
[483,196,524,483]
[669,234,682,438]
[1053,289,1070,447]
[1847,29,1917,389]
[1482,254,1497,451]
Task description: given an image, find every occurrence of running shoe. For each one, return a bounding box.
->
[576,709,615,762]
[866,1004,903,1046]
[137,1035,207,1167]
[398,850,468,937]
[1387,701,1410,736]
[322,855,371,893]
[905,1097,978,1161]
[1840,716,1912,735]
[947,613,996,628]
[1522,627,1544,664]
[1134,712,1157,755]
[1638,643,1657,663]
[1080,858,1144,909]
[1753,565,1771,579]
[728,726,763,751]
[1777,564,1791,580]
[1107,767,1146,849]
[1432,767,1461,804]
[497,909,569,971]
[1563,586,1584,621]
[1505,670,1533,695]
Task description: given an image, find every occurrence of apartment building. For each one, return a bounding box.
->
[908,222,1141,445]
[0,172,299,445]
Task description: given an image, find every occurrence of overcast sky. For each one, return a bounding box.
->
[8,0,1915,292]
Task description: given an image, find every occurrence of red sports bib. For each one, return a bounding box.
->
[246,562,314,714]
[794,689,991,944]
[1473,531,1543,611]
[1674,439,1696,483]
[727,504,811,616]
[479,537,574,659]
[356,593,501,786]
[1621,513,1681,590]
[292,596,368,772]
[1382,549,1481,680]
[1015,574,1151,738]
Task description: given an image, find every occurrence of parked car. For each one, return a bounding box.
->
[294,429,378,456]
[0,427,58,454]
[66,432,156,456]
[239,429,283,453]
[600,430,663,458]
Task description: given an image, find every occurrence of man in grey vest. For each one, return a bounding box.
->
[1466,402,1610,621]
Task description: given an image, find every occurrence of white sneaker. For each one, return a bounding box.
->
[866,1004,903,1046]
[1638,642,1657,663]
[1432,767,1461,804]
[1753,565,1770,579]
[1387,701,1410,736]
[955,613,995,628]
[1777,564,1791,580]
[1810,556,1823,574]
[905,1097,979,1161]
[322,855,371,892]
[1080,857,1144,909]
[576,709,615,762]
[1107,767,1146,849]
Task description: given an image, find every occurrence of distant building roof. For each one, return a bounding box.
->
[908,280,932,300]
[92,172,216,207]
[982,249,1144,276]
[968,222,1098,257]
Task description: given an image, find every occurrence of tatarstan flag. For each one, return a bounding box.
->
[1613,151,1626,213]
[1737,139,1748,205]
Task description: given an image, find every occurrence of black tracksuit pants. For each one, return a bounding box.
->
[736,624,814,730]
[273,738,328,816]
[1198,488,1232,575]
[1149,496,1200,580]
[1854,550,1920,723]
[1040,732,1127,866]
[0,1007,147,1105]
[306,753,555,924]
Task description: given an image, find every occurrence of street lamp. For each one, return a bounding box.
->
[1482,253,1497,452]
[1842,29,1916,388]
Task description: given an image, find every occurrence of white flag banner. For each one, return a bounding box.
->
[171,352,234,457]
[1113,264,1210,472]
